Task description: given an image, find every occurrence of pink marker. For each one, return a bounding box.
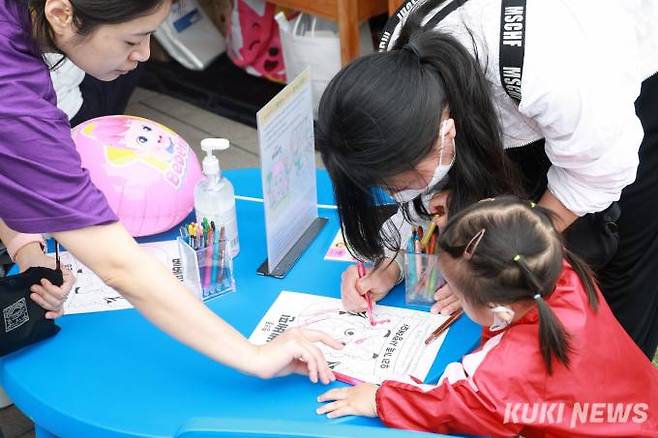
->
[358,262,375,326]
[333,371,364,386]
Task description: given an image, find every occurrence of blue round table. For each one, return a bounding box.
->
[0,169,481,438]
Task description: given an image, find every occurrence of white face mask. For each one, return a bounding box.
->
[392,121,456,203]
[489,305,515,332]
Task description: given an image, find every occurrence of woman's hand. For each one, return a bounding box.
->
[316,383,379,418]
[253,328,343,384]
[428,190,452,228]
[14,242,74,319]
[340,259,400,312]
[431,282,462,315]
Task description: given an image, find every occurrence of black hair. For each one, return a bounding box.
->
[19,0,168,53]
[317,7,523,262]
[438,196,599,374]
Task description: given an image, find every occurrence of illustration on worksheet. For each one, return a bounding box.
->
[249,291,451,384]
[56,241,183,315]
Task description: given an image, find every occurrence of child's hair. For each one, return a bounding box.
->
[18,0,168,52]
[438,196,599,374]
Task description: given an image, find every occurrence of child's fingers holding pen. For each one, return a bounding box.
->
[431,295,461,315]
[432,283,462,315]
[433,282,453,301]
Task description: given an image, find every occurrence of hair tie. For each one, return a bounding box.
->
[529,202,536,208]
[402,43,422,59]
[533,293,542,301]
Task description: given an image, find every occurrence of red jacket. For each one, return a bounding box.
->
[376,262,658,437]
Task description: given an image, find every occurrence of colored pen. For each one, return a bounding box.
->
[407,233,416,285]
[333,371,364,386]
[414,229,423,279]
[203,227,214,296]
[358,262,375,326]
[218,226,226,283]
[179,225,189,242]
[421,216,438,248]
[211,222,221,289]
[424,309,464,345]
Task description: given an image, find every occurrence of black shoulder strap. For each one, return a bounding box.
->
[499,0,527,104]
[378,0,468,52]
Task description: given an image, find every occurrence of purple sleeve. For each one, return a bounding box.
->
[0,14,117,233]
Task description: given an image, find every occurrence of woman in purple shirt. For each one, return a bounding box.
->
[0,0,340,382]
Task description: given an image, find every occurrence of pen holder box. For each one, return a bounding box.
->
[404,252,445,307]
[177,237,236,302]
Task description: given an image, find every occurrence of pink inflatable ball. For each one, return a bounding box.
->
[71,115,202,237]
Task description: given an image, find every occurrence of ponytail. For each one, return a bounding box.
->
[514,253,572,374]
[535,295,572,374]
[398,31,525,218]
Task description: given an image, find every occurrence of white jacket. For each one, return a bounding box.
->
[388,0,658,216]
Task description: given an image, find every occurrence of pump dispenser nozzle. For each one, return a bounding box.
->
[200,138,230,176]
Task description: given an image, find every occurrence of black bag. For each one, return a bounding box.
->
[498,0,621,269]
[0,245,63,357]
[564,202,621,269]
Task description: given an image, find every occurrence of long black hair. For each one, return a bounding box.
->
[16,0,168,53]
[317,8,523,262]
[438,196,599,374]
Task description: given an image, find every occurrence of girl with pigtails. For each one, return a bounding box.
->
[317,197,658,436]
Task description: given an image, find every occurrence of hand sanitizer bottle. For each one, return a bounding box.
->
[194,138,239,257]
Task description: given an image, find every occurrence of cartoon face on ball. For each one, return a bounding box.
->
[120,119,175,159]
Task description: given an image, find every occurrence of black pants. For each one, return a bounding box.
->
[507,73,658,359]
[70,64,143,127]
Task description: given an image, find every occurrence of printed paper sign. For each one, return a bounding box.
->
[258,68,318,272]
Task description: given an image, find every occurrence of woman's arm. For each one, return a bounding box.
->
[538,190,578,232]
[52,222,340,381]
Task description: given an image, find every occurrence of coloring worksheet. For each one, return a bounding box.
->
[249,291,450,384]
[323,230,357,263]
[54,240,184,315]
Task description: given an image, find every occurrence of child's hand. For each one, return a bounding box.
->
[316,383,379,418]
[431,282,462,315]
[254,328,343,384]
[340,259,400,312]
